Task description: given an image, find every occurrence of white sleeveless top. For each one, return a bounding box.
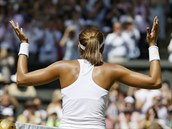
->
[60,59,109,129]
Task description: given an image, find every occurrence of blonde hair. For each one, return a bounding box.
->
[79,27,104,65]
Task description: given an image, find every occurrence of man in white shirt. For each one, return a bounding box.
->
[104,21,128,63]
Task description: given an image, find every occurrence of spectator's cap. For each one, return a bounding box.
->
[125,16,133,23]
[0,119,16,129]
[120,15,134,24]
[124,96,135,104]
[1,108,14,116]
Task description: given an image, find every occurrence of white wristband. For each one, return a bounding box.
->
[18,43,29,57]
[149,46,160,62]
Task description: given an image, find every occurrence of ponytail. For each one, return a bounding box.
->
[79,27,104,66]
[81,38,102,65]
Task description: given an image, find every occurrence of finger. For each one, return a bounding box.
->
[9,20,13,24]
[16,22,19,28]
[152,18,156,31]
[146,27,151,35]
[154,16,158,22]
[9,20,16,28]
[20,28,23,32]
[154,17,160,33]
[9,20,21,36]
[10,21,19,31]
[146,27,151,41]
[156,17,159,25]
[152,16,157,26]
[13,21,17,28]
[9,20,14,24]
[154,16,157,22]
[152,16,158,31]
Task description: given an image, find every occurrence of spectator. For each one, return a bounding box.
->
[105,82,119,129]
[104,21,128,63]
[17,100,40,124]
[139,106,159,129]
[117,96,141,129]
[0,48,14,84]
[149,122,163,129]
[0,89,19,121]
[46,112,60,127]
[166,107,172,128]
[148,0,166,40]
[118,109,138,129]
[64,6,85,34]
[33,97,47,124]
[124,96,135,111]
[59,26,79,60]
[152,95,168,120]
[134,0,149,59]
[39,21,58,66]
[47,89,62,120]
[0,21,16,84]
[122,16,140,59]
[134,89,148,111]
[134,88,162,113]
[24,19,43,65]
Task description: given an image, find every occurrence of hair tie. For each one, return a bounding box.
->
[79,42,104,50]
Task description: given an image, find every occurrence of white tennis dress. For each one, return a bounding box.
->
[60,59,109,129]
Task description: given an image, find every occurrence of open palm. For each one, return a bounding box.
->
[146,16,160,45]
[9,20,28,43]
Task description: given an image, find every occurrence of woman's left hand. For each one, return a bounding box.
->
[9,20,28,43]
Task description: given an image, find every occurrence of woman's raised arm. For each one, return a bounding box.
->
[9,20,62,86]
[111,16,161,89]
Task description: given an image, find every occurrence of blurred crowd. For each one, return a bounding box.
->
[0,0,171,83]
[0,80,172,129]
[0,0,172,129]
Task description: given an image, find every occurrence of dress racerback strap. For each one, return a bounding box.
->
[77,59,94,76]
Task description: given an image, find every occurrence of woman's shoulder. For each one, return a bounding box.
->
[53,60,126,72]
[100,62,128,75]
[54,59,78,64]
[48,60,80,77]
[101,62,124,69]
[53,59,79,69]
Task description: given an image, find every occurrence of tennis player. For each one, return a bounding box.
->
[9,16,161,129]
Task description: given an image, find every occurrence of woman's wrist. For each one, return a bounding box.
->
[148,45,160,62]
[149,44,157,47]
[21,39,28,43]
[149,40,157,46]
[18,43,29,57]
[149,44,157,46]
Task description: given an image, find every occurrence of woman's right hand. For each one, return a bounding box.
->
[9,20,28,43]
[146,16,160,46]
